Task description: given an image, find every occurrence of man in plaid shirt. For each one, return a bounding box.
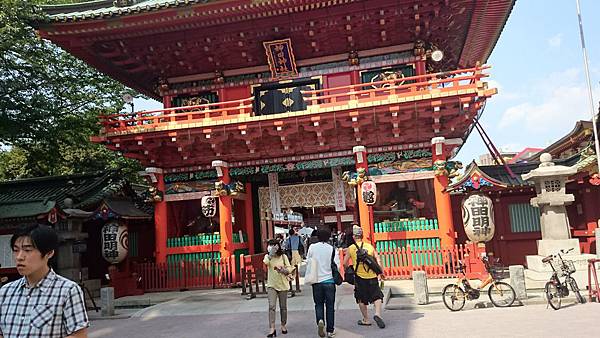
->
[0,225,89,338]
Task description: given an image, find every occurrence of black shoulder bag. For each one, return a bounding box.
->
[330,245,343,286]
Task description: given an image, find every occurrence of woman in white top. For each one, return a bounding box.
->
[305,228,340,338]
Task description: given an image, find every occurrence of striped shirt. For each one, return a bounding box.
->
[0,269,89,338]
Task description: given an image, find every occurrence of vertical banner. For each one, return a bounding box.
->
[268,172,281,216]
[332,167,347,212]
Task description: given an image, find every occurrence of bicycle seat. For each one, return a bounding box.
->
[542,256,553,263]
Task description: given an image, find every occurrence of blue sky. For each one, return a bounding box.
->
[455,0,600,163]
[135,0,600,164]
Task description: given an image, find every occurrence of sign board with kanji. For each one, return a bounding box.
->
[461,194,495,243]
[101,222,128,264]
[361,181,377,206]
[263,38,298,79]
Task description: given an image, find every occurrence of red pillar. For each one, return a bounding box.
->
[244,183,255,254]
[213,160,234,258]
[353,146,373,244]
[148,168,168,264]
[415,55,427,76]
[432,137,456,248]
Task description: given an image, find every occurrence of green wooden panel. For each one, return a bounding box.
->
[509,203,541,233]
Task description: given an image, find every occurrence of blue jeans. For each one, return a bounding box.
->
[312,282,336,333]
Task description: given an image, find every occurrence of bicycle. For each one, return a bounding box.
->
[442,256,516,311]
[543,248,586,310]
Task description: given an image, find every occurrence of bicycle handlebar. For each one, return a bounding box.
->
[560,248,574,254]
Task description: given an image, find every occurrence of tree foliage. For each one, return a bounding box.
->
[0,0,142,181]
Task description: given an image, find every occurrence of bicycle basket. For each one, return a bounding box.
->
[551,259,576,276]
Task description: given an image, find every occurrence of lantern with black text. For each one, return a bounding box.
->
[361,181,377,206]
[201,195,217,218]
[101,222,128,264]
[461,194,495,243]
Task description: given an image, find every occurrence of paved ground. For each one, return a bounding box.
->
[87,282,598,338]
[89,302,600,338]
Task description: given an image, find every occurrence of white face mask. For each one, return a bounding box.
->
[268,245,278,255]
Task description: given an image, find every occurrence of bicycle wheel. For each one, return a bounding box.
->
[442,284,466,311]
[488,281,516,307]
[545,281,561,310]
[568,277,586,304]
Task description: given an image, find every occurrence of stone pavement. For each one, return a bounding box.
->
[87,278,598,338]
[89,302,600,338]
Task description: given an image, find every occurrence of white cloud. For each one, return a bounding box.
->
[498,85,594,132]
[547,33,563,48]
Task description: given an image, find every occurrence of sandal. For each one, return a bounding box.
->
[373,315,385,329]
[357,320,372,326]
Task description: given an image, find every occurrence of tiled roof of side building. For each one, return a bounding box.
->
[478,155,581,187]
[0,171,126,211]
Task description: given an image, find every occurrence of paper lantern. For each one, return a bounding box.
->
[461,194,495,243]
[201,195,217,218]
[361,181,377,206]
[101,222,128,264]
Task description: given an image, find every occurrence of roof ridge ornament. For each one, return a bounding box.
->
[113,0,138,8]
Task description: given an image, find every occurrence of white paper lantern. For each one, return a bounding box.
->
[201,195,217,218]
[461,194,495,243]
[361,181,377,206]
[101,222,128,264]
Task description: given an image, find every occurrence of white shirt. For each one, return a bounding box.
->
[306,242,341,283]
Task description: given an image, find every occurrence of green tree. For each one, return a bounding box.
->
[0,0,142,181]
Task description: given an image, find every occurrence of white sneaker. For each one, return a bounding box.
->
[317,320,325,337]
[327,331,336,337]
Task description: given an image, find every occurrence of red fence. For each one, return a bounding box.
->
[379,244,478,279]
[134,256,237,292]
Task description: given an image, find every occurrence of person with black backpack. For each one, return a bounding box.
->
[343,225,386,329]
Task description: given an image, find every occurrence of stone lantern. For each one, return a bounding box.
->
[522,153,578,255]
[523,153,594,286]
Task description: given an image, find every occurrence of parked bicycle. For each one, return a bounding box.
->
[543,248,585,310]
[442,256,516,311]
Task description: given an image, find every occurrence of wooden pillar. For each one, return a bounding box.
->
[162,95,172,109]
[432,137,456,248]
[147,168,168,264]
[244,183,255,254]
[213,160,234,258]
[353,146,373,244]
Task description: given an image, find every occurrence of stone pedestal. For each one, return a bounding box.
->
[509,265,527,300]
[412,271,429,305]
[536,239,580,257]
[101,287,115,317]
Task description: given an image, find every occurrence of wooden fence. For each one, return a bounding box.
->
[379,244,484,279]
[134,255,237,292]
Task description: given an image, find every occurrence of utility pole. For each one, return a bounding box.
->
[575,0,600,175]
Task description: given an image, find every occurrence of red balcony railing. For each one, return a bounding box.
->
[98,66,490,135]
[301,65,489,106]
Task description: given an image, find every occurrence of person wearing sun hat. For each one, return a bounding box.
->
[343,224,386,329]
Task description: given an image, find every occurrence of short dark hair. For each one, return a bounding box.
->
[11,224,58,257]
[288,228,295,236]
[267,239,284,256]
[316,228,331,242]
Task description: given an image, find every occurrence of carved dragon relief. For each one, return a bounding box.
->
[341,167,368,187]
[433,160,463,178]
[214,180,245,197]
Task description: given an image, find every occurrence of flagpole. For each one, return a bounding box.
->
[575,0,600,175]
